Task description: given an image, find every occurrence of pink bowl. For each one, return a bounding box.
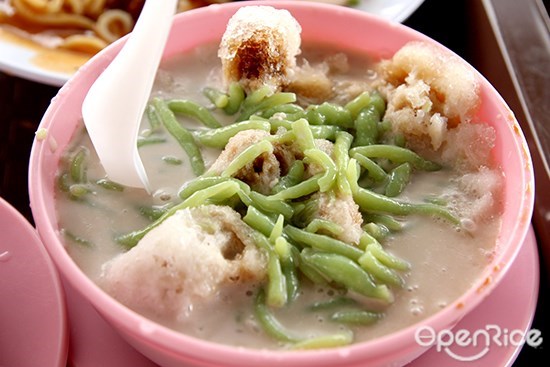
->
[28,1,535,366]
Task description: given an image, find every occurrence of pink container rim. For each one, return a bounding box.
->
[28,1,535,366]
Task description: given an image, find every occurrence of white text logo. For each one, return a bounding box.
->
[415,325,543,362]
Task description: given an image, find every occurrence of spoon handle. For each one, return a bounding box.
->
[82,0,178,191]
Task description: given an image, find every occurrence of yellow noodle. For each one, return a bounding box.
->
[64,0,86,15]
[3,0,229,56]
[94,9,133,44]
[83,0,106,18]
[18,0,63,14]
[12,0,96,28]
[60,33,107,54]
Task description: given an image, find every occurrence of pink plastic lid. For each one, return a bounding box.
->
[0,197,68,367]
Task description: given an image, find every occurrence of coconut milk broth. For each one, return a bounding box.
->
[55,42,500,348]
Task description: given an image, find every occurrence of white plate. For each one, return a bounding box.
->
[0,33,75,86]
[0,0,425,87]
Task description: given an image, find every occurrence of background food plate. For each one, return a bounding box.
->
[0,32,79,86]
[0,0,425,87]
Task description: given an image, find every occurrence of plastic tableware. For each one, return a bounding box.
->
[0,197,68,367]
[81,0,177,191]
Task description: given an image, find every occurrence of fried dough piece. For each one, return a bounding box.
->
[207,129,336,194]
[314,191,363,245]
[207,130,282,194]
[99,205,267,320]
[376,41,480,150]
[218,5,302,93]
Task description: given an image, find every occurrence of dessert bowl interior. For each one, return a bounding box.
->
[28,1,534,367]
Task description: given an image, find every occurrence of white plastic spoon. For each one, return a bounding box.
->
[82,0,178,191]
